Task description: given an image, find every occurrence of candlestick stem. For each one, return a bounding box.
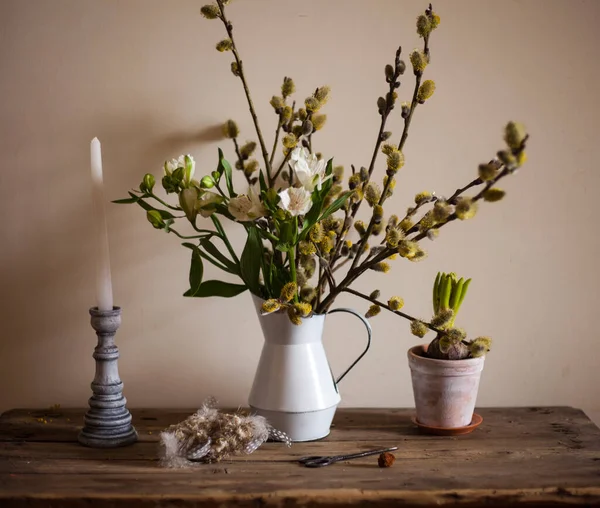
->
[78,306,137,448]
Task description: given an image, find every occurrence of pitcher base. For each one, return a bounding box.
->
[250,405,337,442]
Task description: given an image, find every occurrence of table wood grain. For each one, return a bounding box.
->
[1,407,599,507]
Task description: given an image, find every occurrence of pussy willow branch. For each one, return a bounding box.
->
[350,35,431,272]
[343,288,441,333]
[322,46,403,286]
[216,0,273,184]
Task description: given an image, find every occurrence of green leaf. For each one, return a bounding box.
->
[450,277,465,312]
[319,191,353,222]
[433,272,441,315]
[259,170,268,194]
[240,225,263,294]
[200,238,239,275]
[112,197,138,204]
[129,192,175,220]
[456,278,471,314]
[218,148,235,197]
[182,243,204,296]
[184,280,247,298]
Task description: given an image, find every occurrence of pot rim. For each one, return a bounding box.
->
[407,344,485,366]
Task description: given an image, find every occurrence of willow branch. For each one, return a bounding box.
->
[216,0,272,182]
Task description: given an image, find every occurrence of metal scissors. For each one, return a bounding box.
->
[297,446,398,468]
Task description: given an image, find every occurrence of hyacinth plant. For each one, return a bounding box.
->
[116,1,528,354]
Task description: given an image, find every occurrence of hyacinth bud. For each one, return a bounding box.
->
[200,4,220,19]
[365,182,381,206]
[387,150,405,172]
[146,210,164,229]
[377,96,386,115]
[417,80,436,103]
[140,173,155,193]
[280,281,298,303]
[455,197,478,220]
[270,96,284,111]
[230,61,241,77]
[222,119,239,139]
[385,64,394,82]
[416,14,432,37]
[410,320,428,338]
[388,296,404,311]
[483,188,506,202]
[305,96,321,112]
[478,163,497,181]
[432,200,452,221]
[261,299,281,314]
[414,190,433,206]
[200,175,215,189]
[281,77,296,98]
[354,220,367,235]
[216,39,233,52]
[372,262,390,273]
[365,305,381,318]
[410,50,428,74]
[282,134,298,149]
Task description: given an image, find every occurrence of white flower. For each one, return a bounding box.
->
[197,191,223,218]
[278,186,313,216]
[164,158,178,176]
[228,187,267,222]
[164,155,195,184]
[289,147,331,192]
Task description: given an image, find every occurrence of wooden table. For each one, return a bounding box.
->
[1,407,599,507]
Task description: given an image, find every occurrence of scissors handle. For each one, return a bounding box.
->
[298,446,398,468]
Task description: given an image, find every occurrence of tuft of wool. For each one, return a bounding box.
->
[159,398,290,468]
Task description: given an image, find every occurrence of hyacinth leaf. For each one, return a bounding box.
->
[433,272,441,315]
[200,238,239,275]
[450,277,464,312]
[441,274,452,310]
[182,243,204,297]
[455,278,471,315]
[186,280,248,298]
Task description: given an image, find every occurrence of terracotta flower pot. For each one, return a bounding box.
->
[407,344,485,428]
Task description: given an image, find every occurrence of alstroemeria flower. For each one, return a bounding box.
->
[164,154,195,186]
[197,191,224,218]
[289,147,331,192]
[228,187,267,222]
[278,186,313,216]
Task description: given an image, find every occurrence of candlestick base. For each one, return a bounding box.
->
[78,307,138,448]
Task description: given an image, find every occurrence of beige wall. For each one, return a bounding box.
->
[1,0,599,426]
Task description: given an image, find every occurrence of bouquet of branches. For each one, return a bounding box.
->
[116,1,528,355]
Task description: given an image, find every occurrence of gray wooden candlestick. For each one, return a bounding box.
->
[78,306,137,448]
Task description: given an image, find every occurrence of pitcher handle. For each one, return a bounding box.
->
[328,308,372,384]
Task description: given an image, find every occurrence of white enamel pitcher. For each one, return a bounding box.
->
[249,295,372,442]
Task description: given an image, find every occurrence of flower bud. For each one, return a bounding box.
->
[417,80,435,103]
[146,210,165,229]
[455,197,478,220]
[377,96,386,114]
[365,305,381,318]
[281,77,296,98]
[280,281,298,303]
[240,141,257,159]
[410,320,428,338]
[401,102,411,118]
[483,188,506,202]
[478,163,497,181]
[414,190,433,205]
[354,220,367,235]
[231,61,241,76]
[385,64,394,82]
[381,131,392,141]
[416,14,431,37]
[504,121,527,150]
[312,114,326,131]
[200,4,220,19]
[410,50,427,74]
[140,173,155,193]
[216,39,233,52]
[179,188,199,222]
[302,120,314,136]
[270,96,284,111]
[373,204,384,223]
[282,134,298,149]
[305,96,321,112]
[200,175,215,189]
[365,182,381,206]
[388,296,404,311]
[222,119,239,139]
[370,289,381,299]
